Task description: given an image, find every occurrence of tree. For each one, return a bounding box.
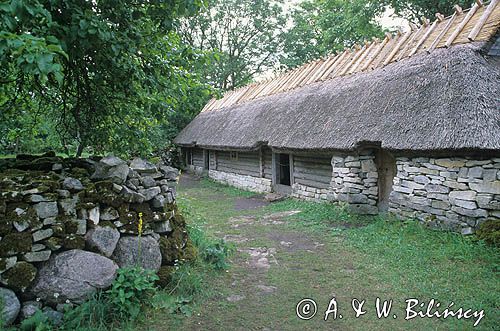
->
[0,0,212,156]
[179,0,288,90]
[383,0,475,22]
[281,0,385,69]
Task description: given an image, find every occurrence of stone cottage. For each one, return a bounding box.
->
[175,1,500,232]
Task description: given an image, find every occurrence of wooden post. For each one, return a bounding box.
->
[445,3,481,47]
[427,8,461,53]
[271,152,278,185]
[289,154,294,185]
[468,0,498,41]
[383,30,413,66]
[259,148,264,178]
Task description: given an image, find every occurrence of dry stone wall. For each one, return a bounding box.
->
[208,170,272,193]
[0,153,195,326]
[389,157,500,233]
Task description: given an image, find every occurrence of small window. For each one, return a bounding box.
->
[230,151,238,161]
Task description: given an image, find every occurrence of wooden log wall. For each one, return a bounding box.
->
[216,151,261,177]
[292,154,333,189]
[192,148,204,168]
[262,147,273,179]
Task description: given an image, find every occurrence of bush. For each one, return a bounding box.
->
[106,267,159,320]
[188,224,233,270]
[475,219,500,247]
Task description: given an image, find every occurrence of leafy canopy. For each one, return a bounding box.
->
[281,0,385,69]
[179,0,288,90]
[0,0,212,156]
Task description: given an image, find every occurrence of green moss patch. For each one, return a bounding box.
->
[0,232,32,256]
[3,261,37,292]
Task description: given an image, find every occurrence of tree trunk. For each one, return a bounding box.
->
[76,143,85,157]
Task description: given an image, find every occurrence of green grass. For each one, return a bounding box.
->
[140,176,500,331]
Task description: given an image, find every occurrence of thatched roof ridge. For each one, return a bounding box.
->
[202,0,500,112]
[175,43,500,152]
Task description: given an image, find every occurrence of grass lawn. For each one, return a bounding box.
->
[144,176,499,331]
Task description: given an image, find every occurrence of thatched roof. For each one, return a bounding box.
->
[201,1,500,112]
[175,2,500,153]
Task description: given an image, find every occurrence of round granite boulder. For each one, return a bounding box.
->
[0,287,20,326]
[30,250,118,304]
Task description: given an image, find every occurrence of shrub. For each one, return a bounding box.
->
[188,224,232,270]
[475,219,500,247]
[106,266,159,320]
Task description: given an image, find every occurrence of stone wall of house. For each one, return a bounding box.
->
[389,156,500,233]
[291,184,330,201]
[0,153,195,326]
[290,152,379,214]
[208,170,272,193]
[187,164,205,176]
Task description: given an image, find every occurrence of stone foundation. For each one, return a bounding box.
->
[389,157,500,233]
[291,183,330,201]
[208,170,272,193]
[187,165,204,176]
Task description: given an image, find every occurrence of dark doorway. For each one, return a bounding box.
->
[376,150,396,212]
[278,153,291,186]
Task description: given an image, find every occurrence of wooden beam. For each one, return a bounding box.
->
[383,30,413,66]
[259,148,264,178]
[409,18,439,56]
[427,8,460,52]
[337,44,363,76]
[319,50,349,80]
[361,34,391,71]
[349,40,377,74]
[468,0,498,41]
[397,26,422,61]
[445,3,481,47]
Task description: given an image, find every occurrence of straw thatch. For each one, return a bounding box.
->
[175,43,500,152]
[200,0,500,112]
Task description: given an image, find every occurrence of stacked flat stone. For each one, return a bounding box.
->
[0,154,191,326]
[389,157,500,234]
[209,170,272,193]
[329,153,379,215]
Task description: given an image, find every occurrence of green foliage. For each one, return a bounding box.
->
[61,291,118,330]
[106,267,159,321]
[0,0,213,156]
[177,194,234,270]
[19,310,53,331]
[189,225,232,270]
[281,0,385,68]
[475,219,500,247]
[179,0,288,90]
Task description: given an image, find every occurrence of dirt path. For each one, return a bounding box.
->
[147,174,497,331]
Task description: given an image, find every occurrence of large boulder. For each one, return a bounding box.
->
[91,155,129,184]
[30,250,118,304]
[85,226,120,257]
[112,236,161,272]
[0,287,20,326]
